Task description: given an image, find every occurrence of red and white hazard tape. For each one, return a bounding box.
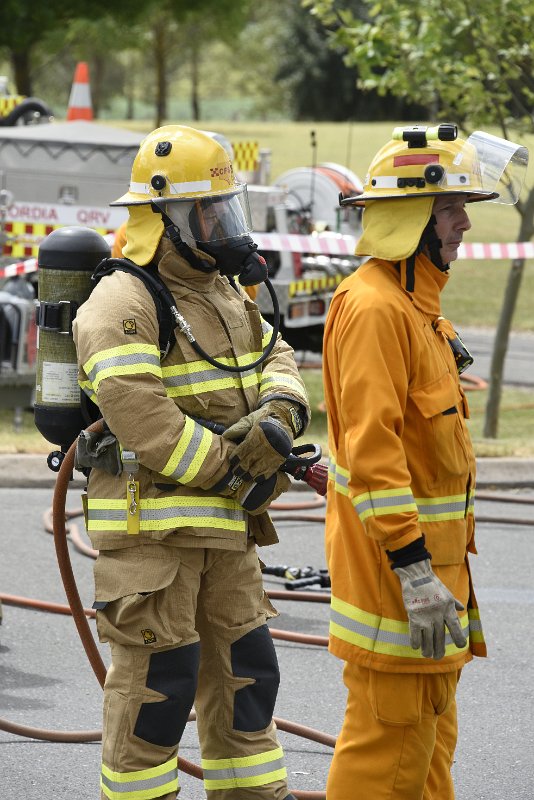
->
[1,234,534,279]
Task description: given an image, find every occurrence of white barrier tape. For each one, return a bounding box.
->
[2,235,534,279]
[253,233,534,259]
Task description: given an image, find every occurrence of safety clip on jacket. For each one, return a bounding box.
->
[122,450,140,534]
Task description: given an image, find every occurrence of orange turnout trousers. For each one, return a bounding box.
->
[327,664,460,800]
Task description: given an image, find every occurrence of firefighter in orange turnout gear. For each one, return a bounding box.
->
[73,126,309,800]
[322,124,528,799]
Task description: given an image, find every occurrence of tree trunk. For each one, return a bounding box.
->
[190,39,201,121]
[152,20,168,128]
[92,56,105,119]
[11,50,32,96]
[483,194,534,437]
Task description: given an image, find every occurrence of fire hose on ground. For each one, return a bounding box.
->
[0,422,333,800]
[1,421,533,798]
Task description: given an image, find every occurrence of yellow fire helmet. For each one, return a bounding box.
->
[111,125,250,266]
[340,124,528,261]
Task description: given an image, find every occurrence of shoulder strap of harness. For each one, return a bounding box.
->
[91,257,176,359]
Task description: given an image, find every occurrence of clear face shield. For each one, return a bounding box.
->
[452,131,529,204]
[160,183,267,285]
[164,184,252,245]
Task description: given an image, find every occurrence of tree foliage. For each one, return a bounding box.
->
[306,0,534,134]
[266,0,425,121]
[307,0,534,437]
[0,0,142,94]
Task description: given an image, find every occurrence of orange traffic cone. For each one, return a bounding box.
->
[66,61,93,121]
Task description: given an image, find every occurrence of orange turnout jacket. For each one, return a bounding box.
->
[323,253,486,673]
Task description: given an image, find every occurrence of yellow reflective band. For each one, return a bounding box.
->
[259,371,307,398]
[330,594,471,659]
[330,458,472,523]
[161,354,261,397]
[161,416,213,485]
[87,496,246,534]
[101,757,178,800]
[202,746,286,791]
[83,343,162,391]
[166,375,259,397]
[416,492,468,522]
[202,746,284,771]
[79,381,98,403]
[353,487,417,522]
[203,768,287,791]
[329,459,350,494]
[468,607,485,643]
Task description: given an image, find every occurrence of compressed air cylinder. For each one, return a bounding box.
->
[34,226,110,449]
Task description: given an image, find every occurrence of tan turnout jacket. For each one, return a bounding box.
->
[73,241,310,552]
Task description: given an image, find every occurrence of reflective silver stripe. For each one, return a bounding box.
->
[366,174,470,189]
[446,173,470,186]
[369,176,398,189]
[330,607,412,648]
[355,491,415,516]
[259,372,306,396]
[162,364,257,392]
[203,755,285,782]
[164,420,208,482]
[88,504,244,523]
[129,179,212,194]
[86,352,161,384]
[101,760,178,796]
[330,595,471,658]
[417,498,466,519]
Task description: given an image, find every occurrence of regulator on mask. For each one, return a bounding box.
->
[153,184,268,287]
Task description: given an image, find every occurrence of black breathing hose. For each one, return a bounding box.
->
[175,276,280,373]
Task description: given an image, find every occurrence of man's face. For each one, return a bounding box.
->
[431,195,472,265]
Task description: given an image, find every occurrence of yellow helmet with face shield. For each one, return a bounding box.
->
[111,125,260,279]
[340,123,528,261]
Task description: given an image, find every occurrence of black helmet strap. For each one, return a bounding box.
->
[418,214,447,271]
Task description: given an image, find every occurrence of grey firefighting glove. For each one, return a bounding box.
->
[394,559,467,660]
[222,400,303,482]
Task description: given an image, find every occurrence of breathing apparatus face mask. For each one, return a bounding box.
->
[162,185,268,286]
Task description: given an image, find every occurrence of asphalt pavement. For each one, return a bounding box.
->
[1,325,533,798]
[1,483,533,800]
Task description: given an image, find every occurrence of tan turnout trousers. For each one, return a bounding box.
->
[95,541,290,800]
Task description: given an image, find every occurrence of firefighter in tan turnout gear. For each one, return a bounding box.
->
[73,125,310,800]
[322,124,528,799]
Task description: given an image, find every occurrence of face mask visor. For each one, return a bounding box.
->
[164,184,252,244]
[463,131,529,204]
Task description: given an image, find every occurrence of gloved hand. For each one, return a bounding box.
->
[223,400,301,482]
[237,471,291,515]
[393,559,467,660]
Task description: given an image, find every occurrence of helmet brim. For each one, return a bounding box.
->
[341,189,499,207]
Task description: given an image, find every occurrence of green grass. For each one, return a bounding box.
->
[3,372,533,457]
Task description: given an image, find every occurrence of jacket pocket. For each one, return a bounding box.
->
[409,372,468,488]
